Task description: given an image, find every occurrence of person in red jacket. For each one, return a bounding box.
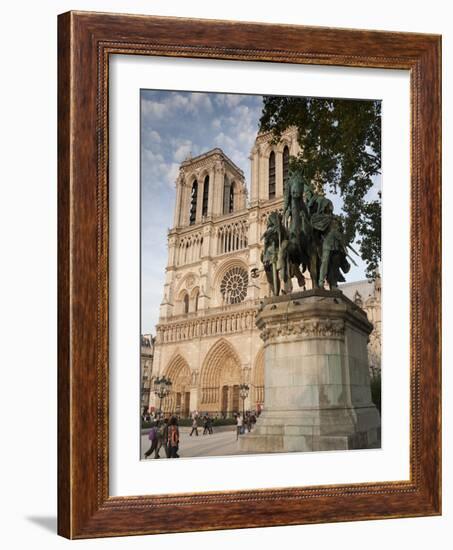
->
[167,416,180,458]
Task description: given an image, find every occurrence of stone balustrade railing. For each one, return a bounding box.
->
[168,298,261,323]
[156,305,259,344]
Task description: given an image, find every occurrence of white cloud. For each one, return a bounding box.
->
[142,148,180,190]
[149,130,161,143]
[165,163,180,188]
[224,94,242,108]
[213,131,236,151]
[213,95,226,106]
[173,141,193,162]
[144,92,214,118]
[187,93,213,114]
[142,99,170,119]
[169,93,191,111]
[143,149,164,165]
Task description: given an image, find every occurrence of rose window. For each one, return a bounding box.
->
[220,267,248,304]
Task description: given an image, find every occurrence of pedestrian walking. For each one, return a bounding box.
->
[144,422,158,458]
[207,414,213,434]
[236,413,243,440]
[202,415,209,435]
[168,416,180,458]
[162,417,170,457]
[154,418,170,459]
[190,416,199,436]
[246,412,252,433]
[251,412,257,429]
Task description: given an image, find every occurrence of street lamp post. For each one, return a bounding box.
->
[239,383,249,418]
[153,376,172,417]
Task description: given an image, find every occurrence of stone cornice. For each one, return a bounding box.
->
[254,126,298,146]
[180,147,244,179]
[261,318,345,343]
[256,290,373,345]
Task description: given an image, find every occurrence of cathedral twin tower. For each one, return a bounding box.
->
[150,128,301,417]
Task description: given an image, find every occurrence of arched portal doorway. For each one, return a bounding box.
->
[163,355,191,418]
[199,339,242,417]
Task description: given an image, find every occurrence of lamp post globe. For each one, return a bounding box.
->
[153,376,172,418]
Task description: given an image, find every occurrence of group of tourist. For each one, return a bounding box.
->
[143,409,261,458]
[189,413,214,436]
[235,411,257,440]
[144,416,180,459]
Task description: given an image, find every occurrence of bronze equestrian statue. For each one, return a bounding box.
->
[255,162,356,295]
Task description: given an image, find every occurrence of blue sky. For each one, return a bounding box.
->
[141,90,380,335]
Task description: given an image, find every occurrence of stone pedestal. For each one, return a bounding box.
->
[240,289,381,453]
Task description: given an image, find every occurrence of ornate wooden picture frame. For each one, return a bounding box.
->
[58,11,441,539]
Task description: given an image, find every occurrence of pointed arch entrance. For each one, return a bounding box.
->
[199,339,242,416]
[163,354,191,417]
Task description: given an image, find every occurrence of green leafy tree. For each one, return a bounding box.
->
[260,96,381,278]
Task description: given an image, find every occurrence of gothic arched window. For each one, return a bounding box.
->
[194,291,199,312]
[202,175,209,217]
[189,180,198,225]
[223,176,231,214]
[183,293,189,314]
[229,181,235,213]
[268,151,276,199]
[283,146,290,193]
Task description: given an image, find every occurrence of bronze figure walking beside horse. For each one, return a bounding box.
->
[254,164,356,296]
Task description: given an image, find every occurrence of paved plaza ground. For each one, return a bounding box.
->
[141,426,253,459]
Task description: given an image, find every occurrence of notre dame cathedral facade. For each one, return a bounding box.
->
[148,128,381,417]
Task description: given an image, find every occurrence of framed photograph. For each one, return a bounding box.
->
[58,11,441,538]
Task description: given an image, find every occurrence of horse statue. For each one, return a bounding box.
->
[281,163,355,292]
[283,165,321,288]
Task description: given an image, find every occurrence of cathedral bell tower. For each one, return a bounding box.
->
[159,148,246,320]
